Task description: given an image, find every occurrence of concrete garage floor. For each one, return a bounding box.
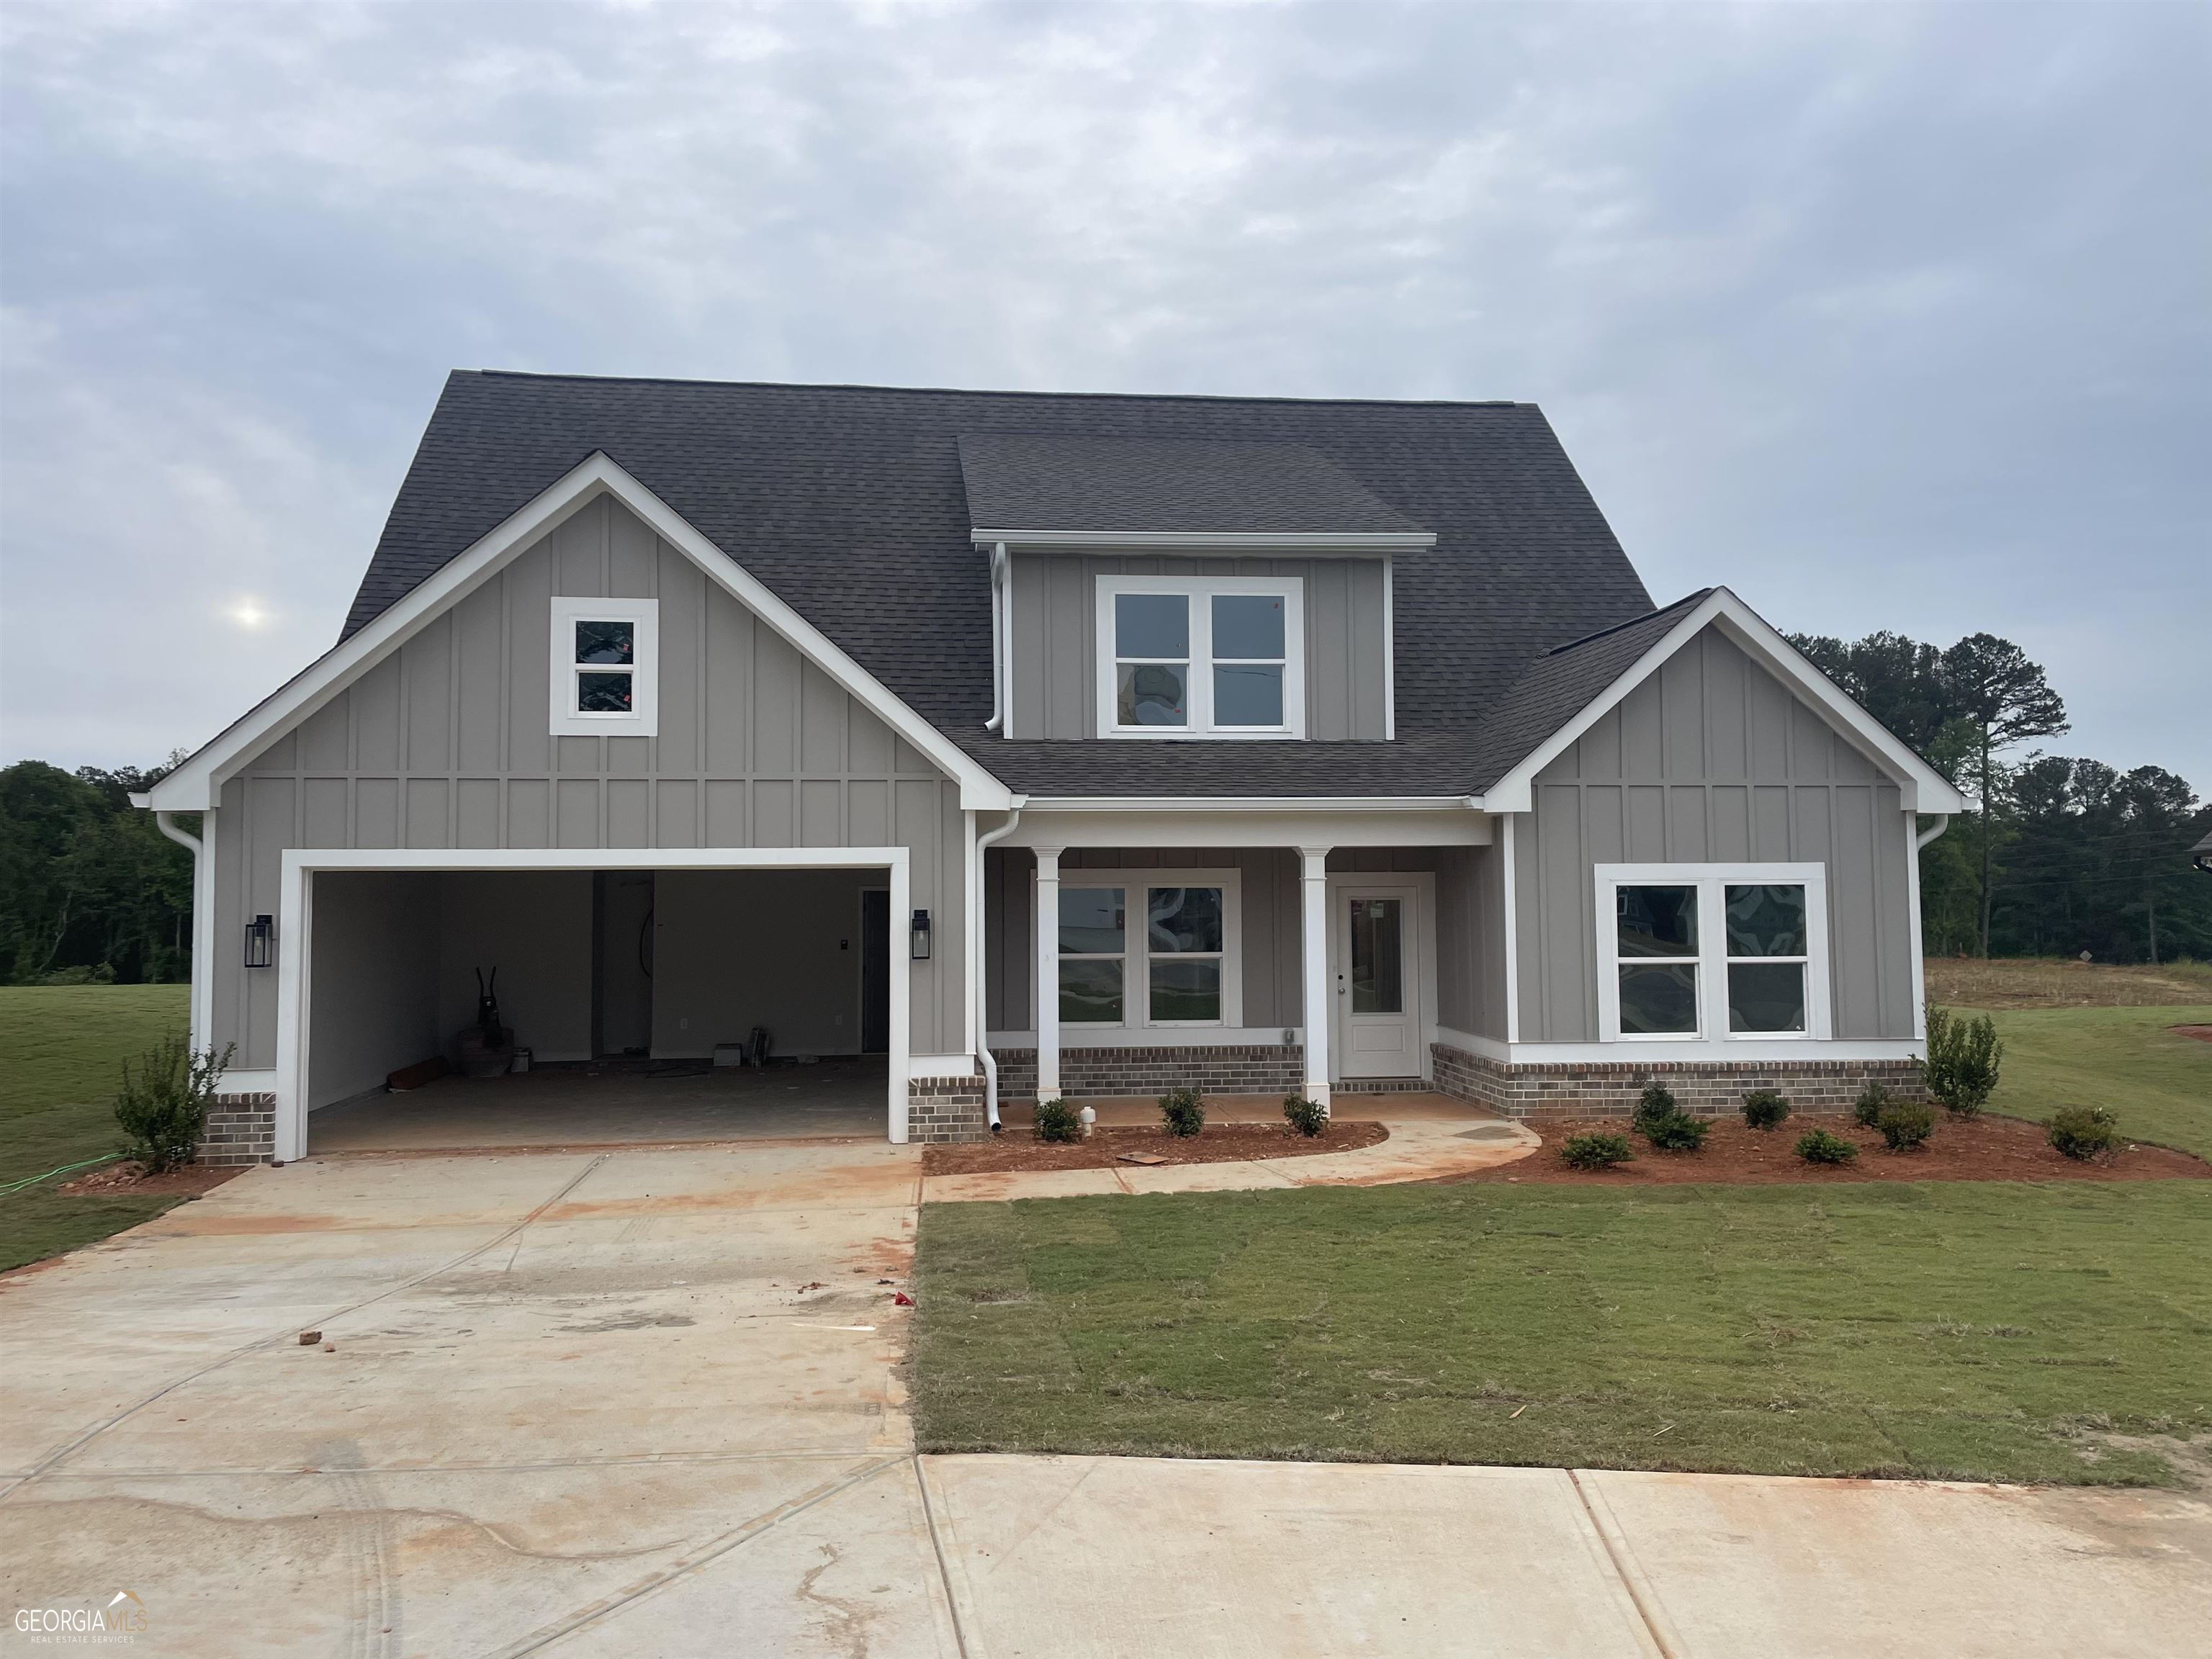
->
[308,1056,892,1153]
[4,1145,2208,1658]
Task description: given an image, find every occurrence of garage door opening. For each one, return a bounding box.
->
[285,857,907,1156]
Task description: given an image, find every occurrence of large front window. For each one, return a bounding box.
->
[1054,871,1240,1029]
[1596,865,1830,1043]
[1097,575,1304,737]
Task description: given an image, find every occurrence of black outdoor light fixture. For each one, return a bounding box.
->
[244,914,274,969]
[910,909,932,961]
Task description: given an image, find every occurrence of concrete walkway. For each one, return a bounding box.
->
[4,1143,2206,1656]
[924,1092,1542,1202]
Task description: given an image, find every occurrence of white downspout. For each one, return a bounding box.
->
[974,802,1025,1133]
[147,804,211,1053]
[983,542,1008,734]
[1916,813,1951,851]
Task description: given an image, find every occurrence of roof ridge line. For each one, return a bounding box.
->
[1543,588,1714,657]
[461,369,1529,412]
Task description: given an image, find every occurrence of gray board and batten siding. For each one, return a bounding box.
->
[213,493,971,1071]
[1514,624,1917,1044]
[981,845,1505,1042]
[1007,553,1390,741]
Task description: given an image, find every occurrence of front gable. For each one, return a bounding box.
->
[150,454,1012,815]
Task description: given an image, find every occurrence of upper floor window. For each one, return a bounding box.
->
[1095,575,1304,738]
[1594,863,1832,1043]
[549,596,659,737]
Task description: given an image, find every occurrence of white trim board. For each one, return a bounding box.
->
[147,452,1013,813]
[987,1026,1298,1051]
[270,846,913,1161]
[1478,588,1967,816]
[971,529,1433,554]
[1430,1030,1928,1066]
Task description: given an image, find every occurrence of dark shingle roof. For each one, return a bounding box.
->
[345,372,1660,796]
[958,434,1425,536]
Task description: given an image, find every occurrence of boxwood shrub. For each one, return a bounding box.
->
[2048,1105,2119,1161]
[1741,1089,1790,1130]
[1875,1099,1937,1152]
[1159,1087,1207,1138]
[1795,1128,1859,1166]
[1032,1099,1084,1143]
[1559,1131,1635,1170]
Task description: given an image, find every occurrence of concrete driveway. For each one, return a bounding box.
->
[5,1144,2208,1658]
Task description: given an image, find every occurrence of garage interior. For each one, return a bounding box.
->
[303,867,894,1153]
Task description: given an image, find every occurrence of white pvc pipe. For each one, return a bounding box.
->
[151,808,211,1052]
[983,543,1008,734]
[974,804,1024,1132]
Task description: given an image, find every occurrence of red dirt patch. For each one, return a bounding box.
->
[924,1120,1389,1175]
[2173,1025,2212,1043]
[58,1161,245,1199]
[1440,1112,2211,1187]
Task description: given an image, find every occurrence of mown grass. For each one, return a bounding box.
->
[1978,1007,2212,1160]
[0,985,192,1272]
[1927,955,2212,1010]
[912,1180,2212,1485]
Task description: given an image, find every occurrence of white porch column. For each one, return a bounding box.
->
[1298,845,1331,1110]
[1034,847,1062,1101]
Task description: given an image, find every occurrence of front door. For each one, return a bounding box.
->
[1334,885,1421,1079]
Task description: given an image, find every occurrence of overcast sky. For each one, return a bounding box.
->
[4,1,2206,788]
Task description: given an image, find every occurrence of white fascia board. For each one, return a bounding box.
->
[972,529,1433,554]
[1015,795,1480,811]
[148,452,1013,812]
[1479,588,1966,816]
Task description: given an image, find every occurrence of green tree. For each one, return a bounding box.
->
[1939,634,2069,956]
[0,759,194,984]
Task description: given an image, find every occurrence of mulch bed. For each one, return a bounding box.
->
[2174,1025,2212,1043]
[1442,1112,2211,1187]
[923,1120,1389,1175]
[58,1161,245,1199]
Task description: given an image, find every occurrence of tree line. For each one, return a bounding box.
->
[1,629,2206,984]
[1789,630,2210,963]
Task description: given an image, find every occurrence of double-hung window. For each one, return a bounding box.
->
[549,597,659,737]
[1594,864,1830,1043]
[1054,871,1241,1030]
[1096,575,1304,737]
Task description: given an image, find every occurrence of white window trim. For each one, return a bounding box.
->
[549,595,659,737]
[1094,575,1305,739]
[1593,862,1832,1043]
[1044,866,1245,1031]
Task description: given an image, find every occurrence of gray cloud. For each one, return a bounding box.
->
[4,1,2206,783]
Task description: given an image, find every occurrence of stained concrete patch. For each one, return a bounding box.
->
[919,1454,1663,1658]
[0,1454,959,1658]
[1578,1470,2212,1659]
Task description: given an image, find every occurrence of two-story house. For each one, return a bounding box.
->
[140,372,1963,1161]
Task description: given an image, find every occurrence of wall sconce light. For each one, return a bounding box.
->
[244,914,274,969]
[909,909,932,961]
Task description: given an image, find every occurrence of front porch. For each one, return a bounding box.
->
[983,806,1502,1113]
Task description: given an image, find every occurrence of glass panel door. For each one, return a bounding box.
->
[1349,898,1403,1014]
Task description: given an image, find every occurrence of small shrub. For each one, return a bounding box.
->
[1632,1082,1678,1138]
[1795,1128,1859,1166]
[1923,1006,2002,1118]
[1741,1089,1790,1130]
[1282,1095,1329,1138]
[1159,1087,1206,1138]
[2048,1105,2119,1161]
[1032,1099,1084,1143]
[1875,1099,1937,1152]
[1853,1081,1892,1128]
[1559,1131,1635,1170]
[1642,1112,1712,1153]
[114,1038,235,1174]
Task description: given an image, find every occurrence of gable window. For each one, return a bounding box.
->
[1053,870,1242,1029]
[549,597,658,737]
[1096,575,1304,738]
[1594,864,1830,1043]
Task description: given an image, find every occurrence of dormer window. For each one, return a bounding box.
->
[549,596,659,736]
[1096,575,1305,738]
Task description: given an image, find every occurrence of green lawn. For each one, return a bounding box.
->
[1982,1006,2212,1159]
[0,984,192,1272]
[913,1181,2212,1485]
